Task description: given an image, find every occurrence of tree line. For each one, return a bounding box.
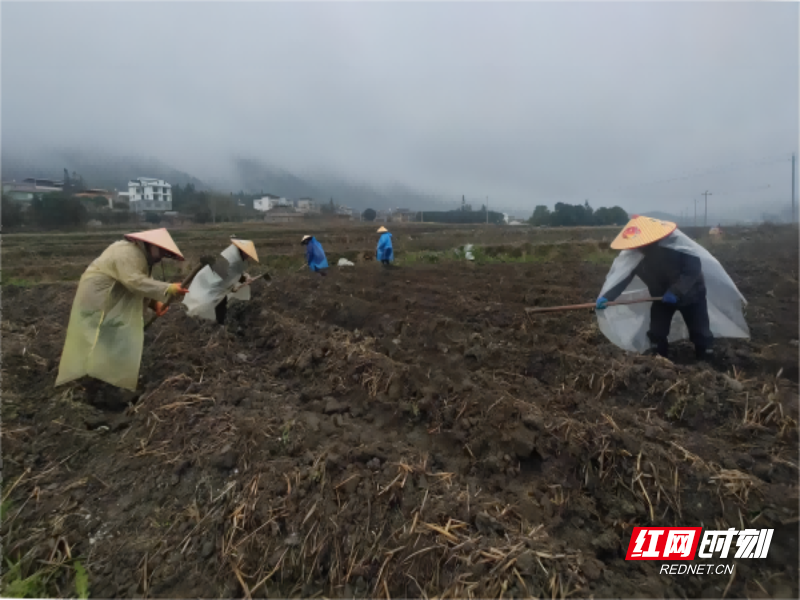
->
[529,202,628,227]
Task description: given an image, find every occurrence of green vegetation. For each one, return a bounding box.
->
[397,241,615,267]
[529,201,628,227]
[1,558,89,599]
[0,486,89,600]
[2,197,27,229]
[399,250,447,265]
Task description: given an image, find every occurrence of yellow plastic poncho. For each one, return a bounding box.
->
[55,240,173,391]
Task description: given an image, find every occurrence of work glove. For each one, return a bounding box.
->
[662,291,678,304]
[595,296,609,310]
[166,283,189,299]
[150,301,169,317]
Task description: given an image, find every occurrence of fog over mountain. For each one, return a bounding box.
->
[2,2,797,221]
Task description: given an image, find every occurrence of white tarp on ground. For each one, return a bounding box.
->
[596,230,749,352]
[183,244,250,321]
[338,258,355,267]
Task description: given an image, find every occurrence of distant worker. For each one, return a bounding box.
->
[301,235,328,276]
[376,226,394,266]
[595,215,748,360]
[183,237,259,325]
[56,228,189,391]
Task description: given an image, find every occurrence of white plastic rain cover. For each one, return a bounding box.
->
[596,230,749,352]
[183,244,251,321]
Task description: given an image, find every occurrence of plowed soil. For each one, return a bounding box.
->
[2,228,798,598]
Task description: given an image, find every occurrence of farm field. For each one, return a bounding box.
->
[1,223,798,598]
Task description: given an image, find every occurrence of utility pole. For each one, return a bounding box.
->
[702,191,712,227]
[792,153,796,223]
[486,196,489,225]
[694,198,698,228]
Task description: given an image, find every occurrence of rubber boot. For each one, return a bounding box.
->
[696,346,714,361]
[644,341,669,358]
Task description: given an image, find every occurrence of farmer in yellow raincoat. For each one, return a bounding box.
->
[55,228,189,391]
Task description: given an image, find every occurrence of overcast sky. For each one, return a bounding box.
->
[2,1,798,216]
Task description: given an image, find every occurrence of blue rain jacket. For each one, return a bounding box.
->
[377,232,394,262]
[305,237,329,271]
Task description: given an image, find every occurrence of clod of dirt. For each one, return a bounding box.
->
[522,412,543,430]
[84,415,111,430]
[464,346,484,361]
[509,427,536,459]
[644,426,662,440]
[723,375,744,392]
[515,552,535,575]
[201,540,215,559]
[581,557,604,581]
[753,463,773,482]
[475,511,505,535]
[591,530,620,552]
[212,445,238,470]
[323,398,348,415]
[366,458,381,471]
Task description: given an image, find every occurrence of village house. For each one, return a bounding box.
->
[128,177,172,213]
[336,206,355,219]
[254,194,290,212]
[295,198,319,213]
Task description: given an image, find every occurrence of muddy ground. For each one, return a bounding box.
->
[2,227,798,598]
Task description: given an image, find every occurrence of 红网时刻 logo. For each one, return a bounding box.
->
[626,527,773,561]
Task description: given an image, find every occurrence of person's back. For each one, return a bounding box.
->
[377,232,393,263]
[633,245,706,305]
[306,238,328,271]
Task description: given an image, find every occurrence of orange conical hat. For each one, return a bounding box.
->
[124,228,185,260]
[610,215,677,250]
[231,238,259,262]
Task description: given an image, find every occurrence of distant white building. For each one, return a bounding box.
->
[254,194,289,212]
[296,198,319,213]
[337,206,354,218]
[128,177,172,212]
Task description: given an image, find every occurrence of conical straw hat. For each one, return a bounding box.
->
[231,238,259,262]
[377,226,388,233]
[125,228,185,260]
[610,215,677,250]
[301,235,312,243]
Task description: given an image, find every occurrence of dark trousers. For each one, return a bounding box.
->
[215,297,228,325]
[648,297,713,358]
[381,259,391,267]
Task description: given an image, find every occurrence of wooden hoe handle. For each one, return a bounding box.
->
[144,262,208,330]
[525,296,663,315]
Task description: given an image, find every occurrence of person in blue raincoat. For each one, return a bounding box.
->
[376,226,393,266]
[301,235,328,276]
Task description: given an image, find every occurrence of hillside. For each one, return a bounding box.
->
[2,150,207,192]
